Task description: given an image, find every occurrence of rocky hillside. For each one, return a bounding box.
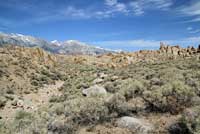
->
[63,43,200,68]
[0,45,65,95]
[0,45,200,134]
[0,32,113,55]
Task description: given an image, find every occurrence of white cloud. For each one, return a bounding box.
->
[129,0,173,16]
[104,0,173,16]
[187,26,200,34]
[0,0,174,27]
[105,0,118,6]
[187,27,193,31]
[129,2,144,16]
[115,3,127,12]
[179,1,200,22]
[62,7,91,19]
[189,29,200,34]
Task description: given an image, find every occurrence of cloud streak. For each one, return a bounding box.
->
[187,26,200,34]
[179,1,200,22]
[129,0,173,16]
[105,0,173,16]
[0,0,175,28]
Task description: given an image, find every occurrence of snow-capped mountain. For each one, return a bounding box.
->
[0,32,114,55]
[0,32,50,48]
[51,40,62,47]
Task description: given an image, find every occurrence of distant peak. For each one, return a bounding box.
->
[51,40,61,46]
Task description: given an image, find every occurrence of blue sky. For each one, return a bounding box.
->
[0,0,200,51]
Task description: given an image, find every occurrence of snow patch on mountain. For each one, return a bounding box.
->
[0,32,116,55]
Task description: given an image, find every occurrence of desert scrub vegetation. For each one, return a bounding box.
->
[1,46,200,134]
[64,97,109,125]
[143,81,195,114]
[1,110,49,134]
[0,96,7,108]
[168,106,200,134]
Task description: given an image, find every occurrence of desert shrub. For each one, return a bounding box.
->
[49,95,66,103]
[184,72,200,96]
[104,81,120,93]
[40,68,51,76]
[15,110,33,121]
[6,88,14,94]
[59,79,84,99]
[7,110,49,133]
[48,119,76,134]
[50,103,65,115]
[150,77,163,86]
[31,80,39,86]
[105,93,132,116]
[174,107,200,134]
[0,69,5,78]
[0,121,10,134]
[39,75,52,84]
[64,97,109,125]
[12,110,34,133]
[159,68,185,84]
[143,81,195,114]
[168,121,192,134]
[120,79,145,101]
[4,94,14,101]
[0,96,7,108]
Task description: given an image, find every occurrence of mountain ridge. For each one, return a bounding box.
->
[0,32,114,55]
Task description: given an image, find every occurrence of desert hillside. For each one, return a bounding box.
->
[0,44,200,134]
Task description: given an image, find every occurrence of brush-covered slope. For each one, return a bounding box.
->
[0,45,200,134]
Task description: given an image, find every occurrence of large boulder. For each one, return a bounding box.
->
[82,85,107,97]
[116,116,154,134]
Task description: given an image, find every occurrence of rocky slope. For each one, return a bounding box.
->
[63,43,200,68]
[0,32,113,55]
[0,44,200,134]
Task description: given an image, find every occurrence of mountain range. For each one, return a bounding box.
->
[0,32,114,55]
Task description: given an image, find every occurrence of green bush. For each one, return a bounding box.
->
[12,110,34,133]
[64,97,109,125]
[49,95,66,103]
[120,79,145,101]
[51,103,65,115]
[105,93,132,116]
[48,119,76,134]
[168,106,200,134]
[104,81,120,93]
[143,81,195,114]
[178,107,200,134]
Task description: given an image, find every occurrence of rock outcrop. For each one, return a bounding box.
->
[93,43,200,68]
[159,42,199,58]
[82,85,107,97]
[2,45,57,67]
[116,116,154,134]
